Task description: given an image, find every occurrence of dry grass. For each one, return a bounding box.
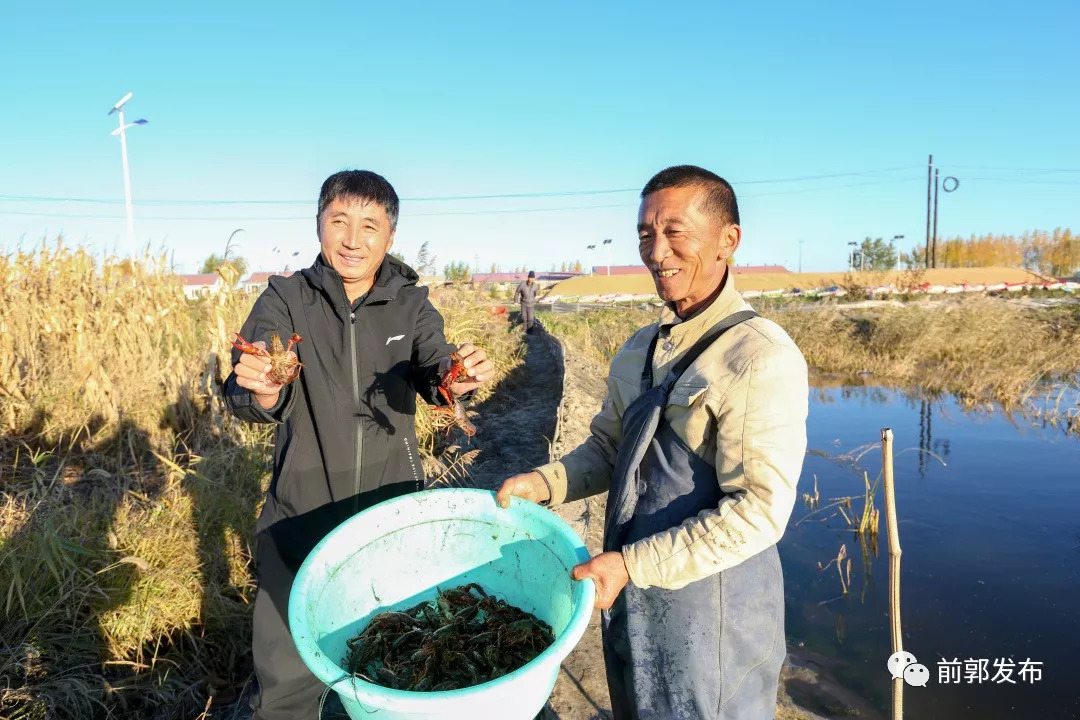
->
[772,296,1080,414]
[540,309,651,363]
[0,241,521,720]
[541,295,1080,421]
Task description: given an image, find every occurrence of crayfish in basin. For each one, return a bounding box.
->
[343,583,555,692]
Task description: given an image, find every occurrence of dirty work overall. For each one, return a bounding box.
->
[602,310,786,720]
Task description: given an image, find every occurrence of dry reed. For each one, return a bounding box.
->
[0,241,521,720]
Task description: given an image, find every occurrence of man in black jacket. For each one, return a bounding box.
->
[224,170,493,720]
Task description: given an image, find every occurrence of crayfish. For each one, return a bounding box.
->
[342,583,554,692]
[232,332,304,385]
[432,352,476,437]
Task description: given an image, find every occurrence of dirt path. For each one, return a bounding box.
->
[463,328,563,491]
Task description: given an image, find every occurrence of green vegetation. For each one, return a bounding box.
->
[199,252,248,279]
[443,260,472,283]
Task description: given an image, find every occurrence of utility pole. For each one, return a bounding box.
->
[932,169,940,269]
[925,154,934,269]
[847,241,858,272]
[474,254,479,274]
[602,238,612,275]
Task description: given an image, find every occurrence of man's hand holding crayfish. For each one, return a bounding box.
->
[439,342,493,395]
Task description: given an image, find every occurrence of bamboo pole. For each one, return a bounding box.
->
[881,428,903,720]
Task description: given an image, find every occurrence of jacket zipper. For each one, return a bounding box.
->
[349,309,363,500]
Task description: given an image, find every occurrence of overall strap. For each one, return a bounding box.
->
[641,310,758,391]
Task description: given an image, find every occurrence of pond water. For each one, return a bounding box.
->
[781,386,1080,719]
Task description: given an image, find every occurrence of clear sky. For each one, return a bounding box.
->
[2,1,1077,275]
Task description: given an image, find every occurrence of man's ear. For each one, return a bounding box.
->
[387,228,396,251]
[719,223,742,261]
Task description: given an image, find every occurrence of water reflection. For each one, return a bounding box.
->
[785,385,1080,720]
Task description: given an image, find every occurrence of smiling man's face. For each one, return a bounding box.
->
[637,185,741,317]
[317,196,395,300]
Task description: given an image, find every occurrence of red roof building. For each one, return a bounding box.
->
[243,270,295,293]
[469,272,583,284]
[179,273,222,286]
[591,264,790,275]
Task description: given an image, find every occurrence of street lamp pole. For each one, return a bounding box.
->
[847,241,858,272]
[586,244,596,274]
[108,92,148,256]
[602,238,612,275]
[892,234,905,269]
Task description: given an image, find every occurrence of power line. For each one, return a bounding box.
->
[0,203,637,221]
[0,176,941,221]
[947,165,1080,173]
[0,166,921,207]
[957,177,1080,185]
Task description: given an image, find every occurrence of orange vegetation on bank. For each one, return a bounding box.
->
[548,267,1048,297]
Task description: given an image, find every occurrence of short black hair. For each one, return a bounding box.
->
[640,165,740,226]
[317,170,400,229]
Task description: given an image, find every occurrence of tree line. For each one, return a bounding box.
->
[898,227,1078,276]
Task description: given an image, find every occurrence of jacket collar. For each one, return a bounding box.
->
[302,253,419,316]
[657,269,749,344]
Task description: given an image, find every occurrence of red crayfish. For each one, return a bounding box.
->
[232,332,304,385]
[432,352,476,437]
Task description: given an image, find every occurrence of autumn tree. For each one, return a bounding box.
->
[897,228,1076,274]
[855,237,897,271]
[200,253,248,280]
[444,261,472,283]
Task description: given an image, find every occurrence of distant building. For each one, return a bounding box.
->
[178,273,222,299]
[590,264,790,275]
[469,271,582,290]
[732,264,791,274]
[242,270,295,294]
[418,275,447,287]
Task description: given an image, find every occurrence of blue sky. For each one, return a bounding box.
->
[2,1,1077,274]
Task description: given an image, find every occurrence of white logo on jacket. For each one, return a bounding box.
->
[386,335,405,345]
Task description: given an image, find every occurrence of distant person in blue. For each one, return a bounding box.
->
[515,270,539,333]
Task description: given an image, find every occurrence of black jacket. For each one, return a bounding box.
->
[224,254,455,565]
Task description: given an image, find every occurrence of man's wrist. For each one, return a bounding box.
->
[533,468,555,505]
[254,391,281,410]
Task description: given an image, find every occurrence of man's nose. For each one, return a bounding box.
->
[344,226,364,249]
[647,236,671,266]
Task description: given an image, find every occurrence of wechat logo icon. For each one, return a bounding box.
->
[888,651,929,687]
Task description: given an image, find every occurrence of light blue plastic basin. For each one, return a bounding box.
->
[288,488,595,719]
